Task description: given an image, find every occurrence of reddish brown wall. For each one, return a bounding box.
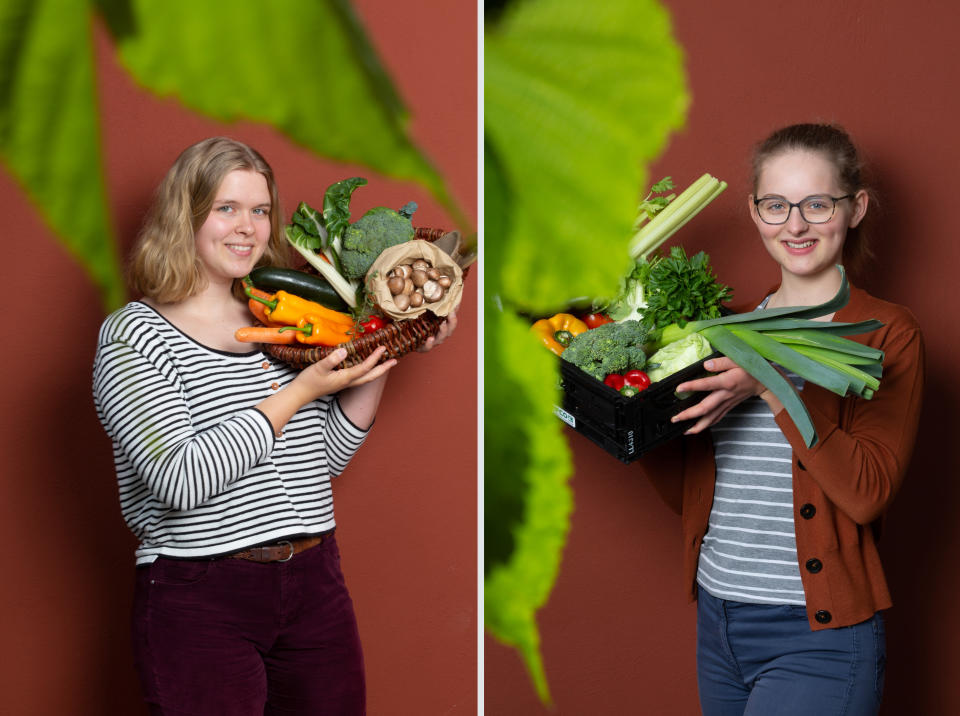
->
[485,1,960,714]
[0,1,476,714]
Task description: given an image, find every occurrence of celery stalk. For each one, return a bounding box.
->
[628,173,727,259]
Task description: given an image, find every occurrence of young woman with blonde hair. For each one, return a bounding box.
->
[93,136,454,714]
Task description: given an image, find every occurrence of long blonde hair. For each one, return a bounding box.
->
[128,137,289,303]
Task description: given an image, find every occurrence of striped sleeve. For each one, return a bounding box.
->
[323,397,371,476]
[93,337,275,511]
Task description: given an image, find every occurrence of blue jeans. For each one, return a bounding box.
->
[696,589,885,716]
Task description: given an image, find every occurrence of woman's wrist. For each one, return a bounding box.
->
[757,387,784,415]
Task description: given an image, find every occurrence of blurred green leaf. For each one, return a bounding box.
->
[1,0,470,312]
[102,0,467,228]
[0,0,125,310]
[485,0,688,313]
[483,0,688,703]
[483,305,572,704]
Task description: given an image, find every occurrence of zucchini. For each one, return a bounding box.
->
[249,267,349,312]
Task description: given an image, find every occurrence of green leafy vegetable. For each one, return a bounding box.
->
[323,177,368,252]
[634,176,676,225]
[640,246,732,332]
[605,259,651,322]
[646,332,713,382]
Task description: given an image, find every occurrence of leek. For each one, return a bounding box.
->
[656,266,884,447]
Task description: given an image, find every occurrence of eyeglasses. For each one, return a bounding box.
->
[753,194,854,225]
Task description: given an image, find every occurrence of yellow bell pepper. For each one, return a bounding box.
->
[530,313,588,356]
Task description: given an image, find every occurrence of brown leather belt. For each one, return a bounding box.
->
[226,533,329,563]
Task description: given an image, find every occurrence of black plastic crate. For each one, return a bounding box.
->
[556,353,720,463]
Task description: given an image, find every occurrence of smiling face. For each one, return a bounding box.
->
[751,149,868,281]
[194,169,272,288]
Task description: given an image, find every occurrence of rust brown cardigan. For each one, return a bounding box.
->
[637,284,925,630]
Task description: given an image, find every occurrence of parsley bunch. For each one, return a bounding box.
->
[640,246,732,332]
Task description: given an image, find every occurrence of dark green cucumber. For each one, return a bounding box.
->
[249,267,349,312]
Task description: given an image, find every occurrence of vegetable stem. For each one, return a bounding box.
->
[628,173,727,260]
[287,230,358,308]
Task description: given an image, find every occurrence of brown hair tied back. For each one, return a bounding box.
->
[752,123,874,277]
[128,136,290,304]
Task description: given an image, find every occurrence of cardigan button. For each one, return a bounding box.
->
[805,558,823,574]
[815,610,832,624]
[799,503,816,519]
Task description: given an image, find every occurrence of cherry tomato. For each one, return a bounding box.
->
[583,312,615,329]
[603,374,625,391]
[624,370,651,391]
[360,316,388,333]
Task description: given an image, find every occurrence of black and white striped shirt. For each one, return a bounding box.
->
[92,302,369,565]
[696,374,807,606]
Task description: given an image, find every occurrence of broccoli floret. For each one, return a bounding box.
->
[560,320,650,382]
[340,203,417,279]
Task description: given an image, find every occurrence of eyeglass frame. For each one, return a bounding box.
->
[752,193,854,225]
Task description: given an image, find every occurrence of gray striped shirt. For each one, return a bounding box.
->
[93,302,369,565]
[696,374,806,605]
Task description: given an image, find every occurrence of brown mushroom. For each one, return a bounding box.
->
[411,269,429,288]
[409,292,424,308]
[387,276,405,295]
[394,293,411,311]
[391,264,412,280]
[422,280,443,302]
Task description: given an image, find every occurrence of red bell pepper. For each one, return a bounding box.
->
[359,316,388,333]
[603,374,626,391]
[624,370,651,392]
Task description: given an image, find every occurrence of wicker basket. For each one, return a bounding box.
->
[263,227,458,369]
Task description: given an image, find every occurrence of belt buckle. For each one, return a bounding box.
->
[277,540,295,563]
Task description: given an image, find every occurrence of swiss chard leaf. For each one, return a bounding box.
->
[323,177,368,245]
[284,224,321,252]
[292,202,326,239]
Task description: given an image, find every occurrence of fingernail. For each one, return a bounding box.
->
[704,360,713,370]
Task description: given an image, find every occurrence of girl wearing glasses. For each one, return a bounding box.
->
[638,124,924,715]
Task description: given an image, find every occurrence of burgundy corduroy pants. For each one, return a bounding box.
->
[131,535,365,715]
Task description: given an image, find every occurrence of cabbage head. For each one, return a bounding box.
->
[646,333,713,382]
